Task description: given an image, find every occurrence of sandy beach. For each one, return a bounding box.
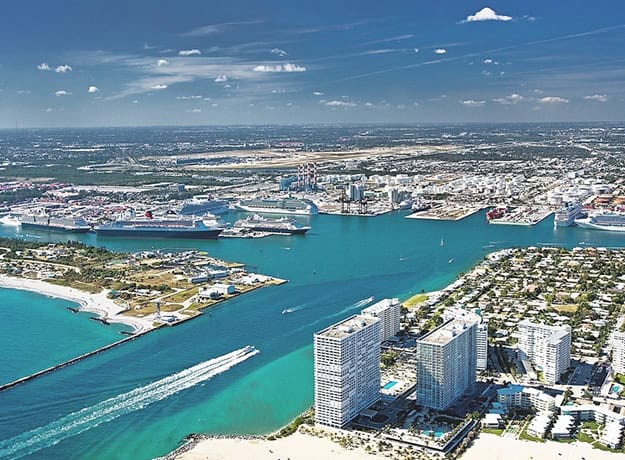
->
[0,274,153,333]
[173,432,385,460]
[462,433,623,460]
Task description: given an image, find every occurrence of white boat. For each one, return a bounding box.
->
[0,214,21,226]
[236,198,318,215]
[575,210,625,232]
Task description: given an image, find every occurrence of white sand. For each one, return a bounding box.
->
[175,432,385,460]
[462,433,622,460]
[0,274,152,332]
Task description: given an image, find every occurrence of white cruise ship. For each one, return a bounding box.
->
[176,195,228,216]
[235,198,318,215]
[575,210,625,232]
[554,201,583,227]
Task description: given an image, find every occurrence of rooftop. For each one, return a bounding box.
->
[361,298,399,315]
[417,317,477,346]
[315,314,380,340]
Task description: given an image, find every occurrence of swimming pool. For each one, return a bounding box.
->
[382,380,398,390]
[421,429,445,439]
[610,384,622,394]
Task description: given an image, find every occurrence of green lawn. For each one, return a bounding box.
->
[481,427,504,436]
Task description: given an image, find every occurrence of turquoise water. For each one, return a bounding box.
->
[0,210,624,459]
[383,380,398,390]
[0,288,127,384]
[611,384,622,394]
[421,430,445,439]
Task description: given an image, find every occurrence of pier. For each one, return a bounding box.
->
[0,329,152,392]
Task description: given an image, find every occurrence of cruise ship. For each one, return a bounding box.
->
[554,201,584,227]
[235,198,318,215]
[176,195,228,216]
[19,213,91,233]
[95,209,224,239]
[575,210,625,232]
[234,215,311,235]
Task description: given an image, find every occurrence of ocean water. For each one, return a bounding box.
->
[0,210,624,459]
[0,288,127,384]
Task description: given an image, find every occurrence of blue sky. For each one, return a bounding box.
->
[1,0,625,127]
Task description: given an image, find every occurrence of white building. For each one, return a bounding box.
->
[517,320,571,385]
[415,312,480,410]
[361,298,401,342]
[612,331,625,375]
[314,315,381,428]
[476,318,489,371]
[197,283,236,300]
[497,385,556,414]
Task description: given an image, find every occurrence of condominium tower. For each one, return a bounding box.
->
[314,315,381,428]
[361,298,401,342]
[517,320,571,385]
[612,331,625,375]
[415,312,480,410]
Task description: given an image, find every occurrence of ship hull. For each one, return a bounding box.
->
[574,220,625,232]
[21,222,91,233]
[235,205,314,215]
[238,225,310,235]
[95,228,222,239]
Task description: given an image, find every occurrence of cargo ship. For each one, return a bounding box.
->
[176,195,229,215]
[486,207,506,221]
[553,201,584,227]
[235,198,318,215]
[95,209,224,239]
[234,215,311,235]
[575,210,625,232]
[19,213,91,233]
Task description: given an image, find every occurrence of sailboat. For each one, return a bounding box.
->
[440,238,444,247]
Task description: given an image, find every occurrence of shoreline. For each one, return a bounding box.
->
[0,274,152,333]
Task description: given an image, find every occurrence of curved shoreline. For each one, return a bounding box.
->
[0,274,153,333]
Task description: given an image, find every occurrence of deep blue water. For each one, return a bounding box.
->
[0,210,624,459]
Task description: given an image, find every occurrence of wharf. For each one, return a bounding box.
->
[405,205,485,221]
[489,208,553,226]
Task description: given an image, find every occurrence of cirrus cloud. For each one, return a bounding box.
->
[324,100,356,107]
[151,84,168,90]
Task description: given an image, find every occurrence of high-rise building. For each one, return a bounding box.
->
[361,298,401,342]
[314,315,381,428]
[612,331,625,375]
[415,312,480,410]
[517,320,571,385]
[476,318,489,371]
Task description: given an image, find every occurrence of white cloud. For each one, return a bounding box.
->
[461,99,485,107]
[177,95,203,100]
[271,48,288,57]
[178,49,202,56]
[54,64,72,73]
[530,89,543,94]
[88,85,100,93]
[539,96,569,104]
[55,90,70,96]
[43,108,54,112]
[413,48,419,53]
[324,100,356,107]
[253,63,306,72]
[214,75,228,82]
[17,90,31,94]
[156,59,169,66]
[313,91,324,96]
[584,94,608,102]
[151,84,168,90]
[483,58,498,65]
[434,48,447,54]
[492,93,524,104]
[192,108,202,113]
[37,62,50,71]
[132,100,139,103]
[463,7,512,23]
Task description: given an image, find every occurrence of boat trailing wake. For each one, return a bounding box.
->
[351,296,375,309]
[0,346,259,459]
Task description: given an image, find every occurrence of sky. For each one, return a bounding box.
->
[1,0,625,127]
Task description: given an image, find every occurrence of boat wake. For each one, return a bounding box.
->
[351,296,375,309]
[0,346,259,459]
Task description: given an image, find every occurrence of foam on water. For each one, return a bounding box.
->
[0,346,259,459]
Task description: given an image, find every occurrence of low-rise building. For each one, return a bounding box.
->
[497,385,556,413]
